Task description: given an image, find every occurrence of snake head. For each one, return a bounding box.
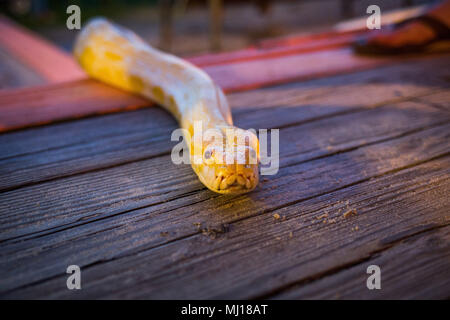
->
[195,126,259,194]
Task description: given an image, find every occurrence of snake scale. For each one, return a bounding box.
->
[74,18,260,194]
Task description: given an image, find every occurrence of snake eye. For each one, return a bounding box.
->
[204,150,212,159]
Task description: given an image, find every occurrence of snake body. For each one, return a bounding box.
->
[74,18,259,194]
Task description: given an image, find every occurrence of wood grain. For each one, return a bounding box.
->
[1,156,448,298]
[0,51,449,299]
[415,91,450,111]
[0,113,449,295]
[0,102,447,242]
[1,56,448,191]
[273,225,450,299]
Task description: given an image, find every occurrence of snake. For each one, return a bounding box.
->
[74,18,259,194]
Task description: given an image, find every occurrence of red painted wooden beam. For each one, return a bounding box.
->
[0,15,86,83]
[0,47,396,132]
[1,15,393,133]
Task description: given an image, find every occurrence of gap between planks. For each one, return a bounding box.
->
[268,223,450,299]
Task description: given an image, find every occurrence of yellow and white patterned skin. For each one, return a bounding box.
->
[74,18,259,194]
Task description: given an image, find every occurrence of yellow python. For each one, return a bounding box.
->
[74,18,259,194]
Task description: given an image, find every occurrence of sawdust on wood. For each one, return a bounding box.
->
[343,208,357,218]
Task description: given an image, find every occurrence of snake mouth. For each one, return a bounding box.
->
[208,163,259,194]
[196,161,259,194]
[214,172,258,192]
[197,127,260,194]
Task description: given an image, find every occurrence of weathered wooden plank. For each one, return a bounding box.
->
[0,100,447,241]
[2,55,447,158]
[1,56,449,298]
[273,225,450,299]
[266,101,449,168]
[0,122,448,295]
[0,109,176,191]
[2,156,448,298]
[0,13,447,300]
[1,55,449,190]
[0,107,173,160]
[0,99,446,192]
[226,55,450,112]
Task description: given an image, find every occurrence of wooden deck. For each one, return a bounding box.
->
[0,26,450,299]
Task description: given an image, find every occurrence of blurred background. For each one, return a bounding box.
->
[0,0,438,56]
